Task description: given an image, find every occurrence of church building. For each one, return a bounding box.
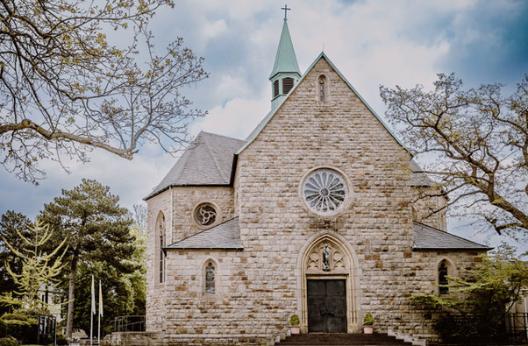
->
[143,12,490,346]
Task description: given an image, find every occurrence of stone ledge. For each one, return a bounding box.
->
[104,332,274,346]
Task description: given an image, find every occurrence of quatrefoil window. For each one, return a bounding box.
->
[302,168,348,216]
[193,203,217,226]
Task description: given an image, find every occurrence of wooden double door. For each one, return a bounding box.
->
[307,279,347,333]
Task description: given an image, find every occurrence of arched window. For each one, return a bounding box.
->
[273,80,280,98]
[156,213,166,284]
[318,75,327,102]
[282,77,294,94]
[438,259,449,294]
[204,261,216,294]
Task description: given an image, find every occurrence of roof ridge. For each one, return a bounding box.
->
[414,221,491,249]
[200,131,246,143]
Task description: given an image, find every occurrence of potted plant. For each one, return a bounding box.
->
[363,312,374,334]
[289,314,300,335]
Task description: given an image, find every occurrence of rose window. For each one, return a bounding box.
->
[302,168,348,216]
[194,203,217,226]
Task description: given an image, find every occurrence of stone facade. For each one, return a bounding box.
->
[144,55,488,345]
[412,186,447,231]
[146,186,235,332]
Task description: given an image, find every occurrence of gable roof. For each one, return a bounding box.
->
[238,52,410,156]
[146,54,433,197]
[166,217,242,250]
[413,222,491,251]
[144,132,245,200]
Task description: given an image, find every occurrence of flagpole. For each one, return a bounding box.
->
[98,280,102,345]
[90,275,94,346]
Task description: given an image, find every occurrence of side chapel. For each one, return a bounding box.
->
[144,11,490,345]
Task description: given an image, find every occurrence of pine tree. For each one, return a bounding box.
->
[40,179,135,339]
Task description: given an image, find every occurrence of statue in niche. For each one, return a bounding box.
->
[322,243,331,272]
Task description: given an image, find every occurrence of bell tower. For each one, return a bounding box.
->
[270,5,301,110]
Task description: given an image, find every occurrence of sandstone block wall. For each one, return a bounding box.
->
[170,186,235,242]
[146,191,172,332]
[412,186,447,231]
[235,58,414,335]
[146,186,235,332]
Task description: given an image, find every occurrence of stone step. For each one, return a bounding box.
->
[276,333,413,345]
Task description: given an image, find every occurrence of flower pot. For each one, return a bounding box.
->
[363,326,373,334]
[290,327,300,335]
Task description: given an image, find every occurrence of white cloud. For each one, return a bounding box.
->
[201,19,228,41]
[191,92,269,139]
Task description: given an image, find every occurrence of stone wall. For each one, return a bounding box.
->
[401,250,484,339]
[145,186,235,332]
[412,186,448,231]
[170,186,235,242]
[235,57,415,336]
[145,190,172,332]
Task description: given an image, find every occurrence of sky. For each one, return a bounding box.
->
[1,0,527,250]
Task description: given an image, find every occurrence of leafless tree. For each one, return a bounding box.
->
[129,203,147,232]
[381,73,528,236]
[0,0,207,183]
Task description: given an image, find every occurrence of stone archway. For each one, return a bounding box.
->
[297,232,361,333]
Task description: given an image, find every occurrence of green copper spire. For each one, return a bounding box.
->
[270,6,301,110]
[269,16,300,79]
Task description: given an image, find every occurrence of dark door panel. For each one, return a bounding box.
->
[307,279,347,333]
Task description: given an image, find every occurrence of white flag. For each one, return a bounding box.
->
[98,280,103,317]
[91,275,96,315]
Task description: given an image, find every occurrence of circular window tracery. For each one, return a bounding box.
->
[193,203,217,226]
[302,168,348,216]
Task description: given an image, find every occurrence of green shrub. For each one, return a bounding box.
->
[410,252,528,343]
[363,312,374,326]
[55,334,69,345]
[289,314,300,326]
[0,336,18,346]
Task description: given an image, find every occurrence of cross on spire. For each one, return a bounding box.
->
[281,4,291,20]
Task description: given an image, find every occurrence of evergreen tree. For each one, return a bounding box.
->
[40,179,135,339]
[73,226,146,336]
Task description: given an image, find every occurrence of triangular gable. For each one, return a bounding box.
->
[238,52,411,156]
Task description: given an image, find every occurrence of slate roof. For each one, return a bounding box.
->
[413,222,491,251]
[166,217,242,250]
[144,132,245,200]
[165,218,489,251]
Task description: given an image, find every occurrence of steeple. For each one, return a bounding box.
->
[270,5,301,110]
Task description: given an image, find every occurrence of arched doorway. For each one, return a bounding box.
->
[297,233,360,333]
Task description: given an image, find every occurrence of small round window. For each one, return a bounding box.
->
[194,203,217,226]
[302,168,348,216]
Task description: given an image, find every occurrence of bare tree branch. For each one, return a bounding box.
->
[0,0,208,183]
[381,73,528,235]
